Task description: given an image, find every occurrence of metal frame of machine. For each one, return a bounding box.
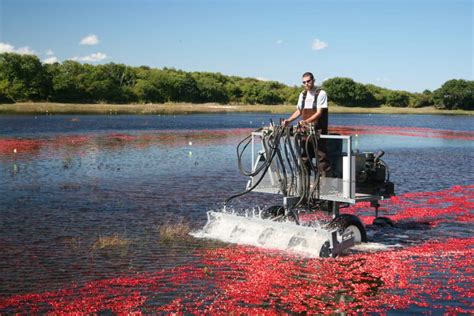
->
[248,131,390,212]
[196,123,396,258]
[236,124,395,257]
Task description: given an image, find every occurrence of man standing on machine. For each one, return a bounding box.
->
[282,72,331,176]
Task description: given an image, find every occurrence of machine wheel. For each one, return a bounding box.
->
[326,214,367,243]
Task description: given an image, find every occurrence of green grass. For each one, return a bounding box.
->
[92,233,131,250]
[0,102,471,115]
[157,219,191,243]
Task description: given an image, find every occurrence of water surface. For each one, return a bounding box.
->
[0,114,472,314]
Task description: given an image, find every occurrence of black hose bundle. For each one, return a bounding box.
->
[224,123,322,217]
[225,125,287,205]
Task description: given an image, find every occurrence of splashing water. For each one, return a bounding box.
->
[191,210,330,258]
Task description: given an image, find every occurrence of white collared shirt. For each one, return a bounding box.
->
[297,88,328,110]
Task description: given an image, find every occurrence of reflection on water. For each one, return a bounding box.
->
[0,114,473,313]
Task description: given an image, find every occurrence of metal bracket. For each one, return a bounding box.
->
[283,196,300,210]
[329,229,355,257]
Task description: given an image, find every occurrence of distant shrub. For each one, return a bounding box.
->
[0,52,471,109]
[385,91,410,107]
[410,94,433,108]
[433,79,474,110]
[323,77,376,107]
[0,91,14,104]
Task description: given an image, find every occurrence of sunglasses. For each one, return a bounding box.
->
[302,79,313,84]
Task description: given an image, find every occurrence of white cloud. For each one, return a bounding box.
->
[71,52,107,62]
[0,42,35,54]
[257,77,270,81]
[45,49,54,56]
[0,42,14,53]
[311,38,328,51]
[16,46,35,55]
[276,39,283,45]
[80,34,99,45]
[43,56,59,64]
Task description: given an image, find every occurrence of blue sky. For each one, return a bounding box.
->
[0,0,472,92]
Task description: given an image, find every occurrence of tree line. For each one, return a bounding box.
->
[0,53,472,110]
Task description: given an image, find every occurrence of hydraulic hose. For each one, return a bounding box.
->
[307,132,321,204]
[293,132,308,208]
[236,128,267,177]
[226,124,323,215]
[283,128,296,195]
[225,126,286,205]
[380,159,390,181]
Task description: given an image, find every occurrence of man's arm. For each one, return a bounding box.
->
[283,109,301,126]
[283,91,304,126]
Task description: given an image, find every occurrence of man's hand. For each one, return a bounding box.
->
[282,119,290,126]
[296,120,311,132]
[298,120,308,126]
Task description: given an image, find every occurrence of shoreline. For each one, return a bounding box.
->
[0,102,472,115]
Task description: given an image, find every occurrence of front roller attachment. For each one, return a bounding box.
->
[191,211,355,258]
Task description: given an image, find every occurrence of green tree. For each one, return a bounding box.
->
[0,79,14,103]
[411,93,433,108]
[279,85,300,105]
[224,81,243,103]
[133,79,162,103]
[0,53,51,101]
[86,63,138,103]
[322,77,376,107]
[240,80,260,104]
[255,81,283,104]
[154,68,199,102]
[192,72,229,103]
[433,79,474,110]
[2,52,471,110]
[133,68,165,103]
[385,91,410,107]
[365,84,389,106]
[137,69,167,103]
[238,79,286,105]
[48,60,90,102]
